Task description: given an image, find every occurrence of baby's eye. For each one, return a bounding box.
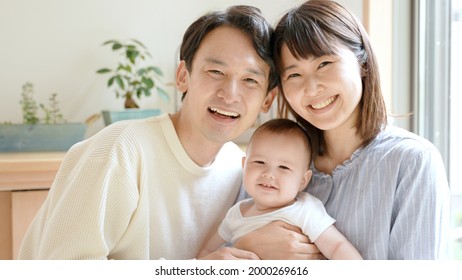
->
[279,165,291,170]
[254,160,265,165]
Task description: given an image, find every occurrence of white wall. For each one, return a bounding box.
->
[0,0,361,135]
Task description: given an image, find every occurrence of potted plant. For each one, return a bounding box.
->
[96,38,169,125]
[0,82,86,152]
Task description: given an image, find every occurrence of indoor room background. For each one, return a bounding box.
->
[0,0,460,259]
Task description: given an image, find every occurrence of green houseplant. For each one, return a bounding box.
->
[96,39,169,125]
[0,82,86,152]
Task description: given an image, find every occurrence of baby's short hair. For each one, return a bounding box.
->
[250,118,312,165]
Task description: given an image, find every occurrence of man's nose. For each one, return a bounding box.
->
[217,79,241,103]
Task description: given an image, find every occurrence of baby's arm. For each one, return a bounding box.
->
[197,233,259,260]
[314,225,362,260]
[197,232,227,258]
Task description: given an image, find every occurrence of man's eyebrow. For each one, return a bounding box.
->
[204,57,266,77]
[205,57,227,66]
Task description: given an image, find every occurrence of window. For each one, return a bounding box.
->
[412,0,461,259]
[450,0,462,260]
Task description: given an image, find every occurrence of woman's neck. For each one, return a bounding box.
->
[314,125,363,175]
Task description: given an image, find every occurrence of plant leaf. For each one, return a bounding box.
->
[117,64,131,72]
[138,68,146,75]
[108,76,115,87]
[112,43,123,50]
[127,49,139,64]
[102,39,118,46]
[136,88,143,99]
[157,87,170,102]
[143,87,151,97]
[152,66,163,76]
[142,77,154,89]
[115,76,125,90]
[97,68,111,74]
[131,38,146,48]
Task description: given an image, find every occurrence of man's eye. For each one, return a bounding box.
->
[244,78,258,84]
[209,70,223,75]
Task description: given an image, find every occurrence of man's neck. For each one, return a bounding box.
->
[169,112,223,167]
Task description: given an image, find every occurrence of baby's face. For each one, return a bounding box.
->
[242,130,311,210]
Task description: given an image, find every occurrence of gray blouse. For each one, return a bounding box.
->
[306,125,451,259]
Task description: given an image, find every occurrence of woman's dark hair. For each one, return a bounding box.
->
[180,5,278,93]
[273,0,387,157]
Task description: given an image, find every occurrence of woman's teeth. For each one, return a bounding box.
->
[311,96,336,109]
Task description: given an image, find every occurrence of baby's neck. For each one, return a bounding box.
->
[240,198,297,217]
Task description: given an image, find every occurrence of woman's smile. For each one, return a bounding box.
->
[310,95,338,110]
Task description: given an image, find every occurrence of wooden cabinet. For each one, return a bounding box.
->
[0,152,64,259]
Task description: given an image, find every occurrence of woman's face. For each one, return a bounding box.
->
[279,44,363,132]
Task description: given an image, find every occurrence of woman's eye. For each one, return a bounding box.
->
[318,61,331,69]
[286,73,300,79]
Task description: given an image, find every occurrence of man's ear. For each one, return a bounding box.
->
[299,170,312,191]
[260,87,278,113]
[176,60,188,93]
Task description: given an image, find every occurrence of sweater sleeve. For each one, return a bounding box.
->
[18,126,140,259]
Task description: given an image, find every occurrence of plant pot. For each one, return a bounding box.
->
[101,108,161,126]
[0,123,86,152]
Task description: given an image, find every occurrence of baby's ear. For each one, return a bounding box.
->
[300,170,313,191]
[242,157,246,168]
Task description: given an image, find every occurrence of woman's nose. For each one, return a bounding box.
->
[303,76,321,97]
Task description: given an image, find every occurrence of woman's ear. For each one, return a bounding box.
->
[176,60,188,93]
[299,169,313,191]
[260,87,278,113]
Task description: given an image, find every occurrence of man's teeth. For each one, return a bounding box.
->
[209,107,240,118]
[311,96,336,109]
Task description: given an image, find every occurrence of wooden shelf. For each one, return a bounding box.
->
[0,152,65,259]
[0,152,65,191]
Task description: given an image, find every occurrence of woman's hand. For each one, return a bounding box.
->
[234,221,325,260]
[197,247,260,260]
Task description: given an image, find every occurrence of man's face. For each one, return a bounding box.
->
[176,26,275,145]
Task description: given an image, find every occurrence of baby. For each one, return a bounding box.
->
[198,118,362,259]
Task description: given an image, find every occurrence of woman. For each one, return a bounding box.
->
[236,0,451,259]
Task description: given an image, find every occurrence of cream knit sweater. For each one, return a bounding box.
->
[18,114,244,259]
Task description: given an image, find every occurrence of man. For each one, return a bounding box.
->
[18,5,277,260]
